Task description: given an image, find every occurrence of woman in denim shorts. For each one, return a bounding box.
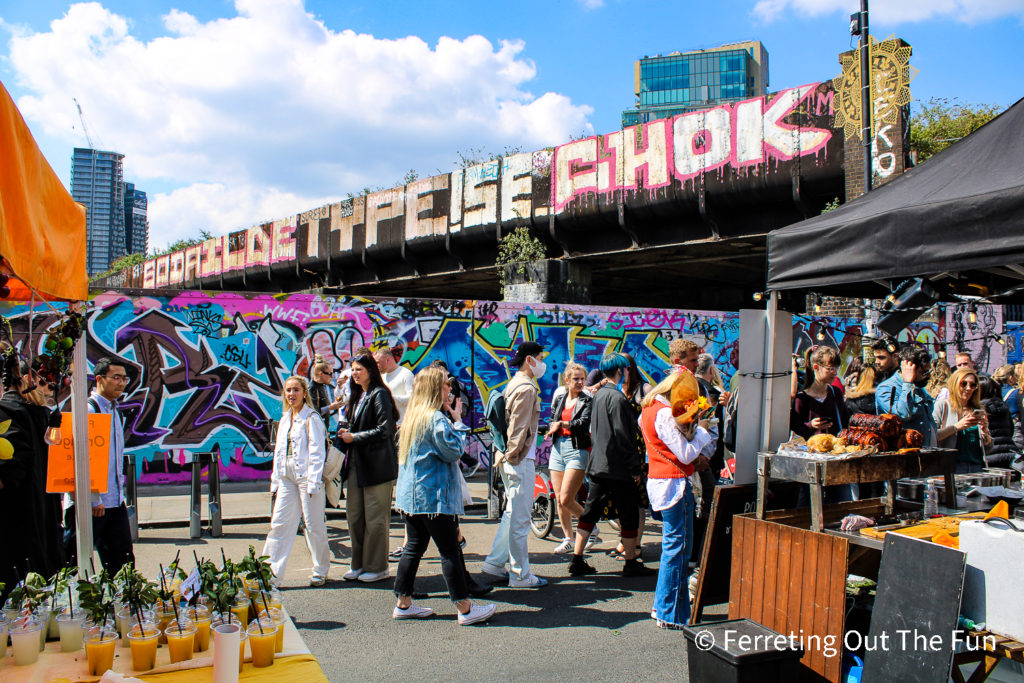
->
[546,362,593,552]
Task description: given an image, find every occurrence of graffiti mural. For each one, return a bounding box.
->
[95,82,842,293]
[0,292,979,486]
[946,304,1004,374]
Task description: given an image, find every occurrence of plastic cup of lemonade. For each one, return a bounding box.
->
[246,617,278,668]
[165,616,197,664]
[127,620,160,671]
[57,610,88,652]
[84,624,119,675]
[11,615,45,665]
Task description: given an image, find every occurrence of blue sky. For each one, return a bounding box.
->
[1,0,1022,249]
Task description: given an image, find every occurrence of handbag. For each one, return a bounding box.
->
[307,417,344,507]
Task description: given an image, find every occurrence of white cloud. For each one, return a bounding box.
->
[147,182,333,250]
[6,1,594,246]
[752,0,1024,24]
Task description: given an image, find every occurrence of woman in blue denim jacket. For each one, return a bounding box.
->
[391,366,496,626]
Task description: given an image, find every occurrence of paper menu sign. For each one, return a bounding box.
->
[45,412,112,493]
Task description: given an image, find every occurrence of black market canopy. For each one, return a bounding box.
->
[766,95,1024,302]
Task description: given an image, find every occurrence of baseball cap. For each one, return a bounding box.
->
[509,341,545,367]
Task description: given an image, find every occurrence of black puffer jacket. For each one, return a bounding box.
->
[982,395,1020,468]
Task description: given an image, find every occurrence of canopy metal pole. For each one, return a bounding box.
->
[71,316,92,577]
[760,292,779,452]
[859,0,873,192]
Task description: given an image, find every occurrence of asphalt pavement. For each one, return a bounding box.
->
[131,488,727,682]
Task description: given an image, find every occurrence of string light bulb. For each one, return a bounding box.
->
[752,291,764,302]
[967,302,978,324]
[813,295,822,314]
[816,327,826,341]
[938,350,946,359]
[994,333,1005,346]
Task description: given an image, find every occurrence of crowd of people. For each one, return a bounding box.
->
[7,331,1021,630]
[259,339,728,629]
[792,339,1024,477]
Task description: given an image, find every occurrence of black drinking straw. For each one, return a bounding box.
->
[67,585,74,618]
[159,563,181,631]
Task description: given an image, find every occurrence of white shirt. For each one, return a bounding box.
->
[643,396,712,511]
[383,366,414,424]
[334,368,352,422]
[89,392,126,509]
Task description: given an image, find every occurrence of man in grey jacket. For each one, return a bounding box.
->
[481,341,548,588]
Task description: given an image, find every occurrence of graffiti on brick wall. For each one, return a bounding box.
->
[1,293,968,485]
[98,82,840,291]
[792,317,945,378]
[947,304,1004,375]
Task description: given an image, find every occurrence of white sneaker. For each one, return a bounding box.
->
[357,569,391,583]
[392,604,434,619]
[309,575,326,587]
[586,534,602,549]
[458,602,496,625]
[508,573,548,588]
[480,563,509,579]
[343,568,363,581]
[554,537,574,554]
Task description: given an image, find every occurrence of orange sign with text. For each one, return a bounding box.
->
[46,412,112,494]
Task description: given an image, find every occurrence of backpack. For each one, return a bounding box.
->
[484,387,508,454]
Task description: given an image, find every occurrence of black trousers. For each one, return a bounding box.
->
[578,476,640,537]
[394,513,469,602]
[64,504,136,575]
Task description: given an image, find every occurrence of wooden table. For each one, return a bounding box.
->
[951,630,1024,683]
[756,449,959,532]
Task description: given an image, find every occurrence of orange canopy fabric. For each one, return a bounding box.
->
[0,80,87,301]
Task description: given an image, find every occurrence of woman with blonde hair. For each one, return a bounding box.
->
[545,362,592,552]
[845,364,877,414]
[926,358,952,400]
[640,370,712,629]
[263,375,332,586]
[392,366,496,625]
[934,367,993,473]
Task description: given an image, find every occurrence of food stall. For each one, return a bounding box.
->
[708,95,1024,682]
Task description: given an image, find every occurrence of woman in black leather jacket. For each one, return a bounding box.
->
[544,362,592,552]
[338,354,400,582]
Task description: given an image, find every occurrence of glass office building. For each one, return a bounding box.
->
[71,147,127,276]
[123,182,149,257]
[622,41,769,127]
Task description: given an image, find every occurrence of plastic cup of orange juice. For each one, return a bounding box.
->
[155,600,177,644]
[84,625,119,675]
[187,604,213,652]
[165,617,197,663]
[230,595,250,626]
[257,607,285,653]
[127,620,159,671]
[246,617,278,668]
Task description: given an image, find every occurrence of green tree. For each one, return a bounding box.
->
[495,224,546,291]
[910,98,1002,163]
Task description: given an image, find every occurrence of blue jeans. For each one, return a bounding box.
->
[653,487,694,627]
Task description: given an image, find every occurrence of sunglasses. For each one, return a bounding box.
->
[961,381,978,388]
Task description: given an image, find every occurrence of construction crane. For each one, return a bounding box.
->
[72,97,100,149]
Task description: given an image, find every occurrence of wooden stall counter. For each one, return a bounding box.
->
[755,448,959,532]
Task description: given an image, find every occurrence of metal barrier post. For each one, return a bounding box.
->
[207,451,222,537]
[124,455,139,541]
[189,453,203,538]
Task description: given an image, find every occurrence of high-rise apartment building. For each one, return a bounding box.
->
[622,40,769,127]
[123,182,149,257]
[71,147,126,276]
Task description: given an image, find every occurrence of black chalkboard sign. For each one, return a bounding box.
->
[862,534,966,683]
[690,482,799,623]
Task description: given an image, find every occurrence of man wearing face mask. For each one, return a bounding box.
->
[481,341,548,588]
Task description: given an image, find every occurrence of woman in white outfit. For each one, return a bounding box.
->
[263,376,333,586]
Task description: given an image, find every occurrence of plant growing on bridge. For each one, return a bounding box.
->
[496,225,546,292]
